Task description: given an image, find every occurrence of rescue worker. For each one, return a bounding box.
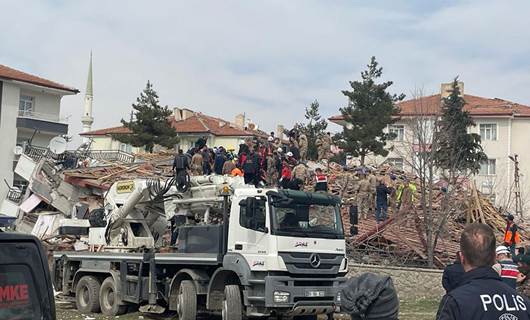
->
[190,151,203,175]
[298,133,308,162]
[317,133,332,161]
[230,165,244,177]
[279,161,292,189]
[357,173,371,219]
[375,180,391,223]
[314,168,328,192]
[292,162,308,185]
[213,147,227,175]
[517,255,530,298]
[368,169,377,214]
[436,223,530,320]
[201,146,212,175]
[222,157,236,175]
[504,214,521,256]
[493,245,519,289]
[266,154,279,186]
[243,147,259,186]
[172,149,190,191]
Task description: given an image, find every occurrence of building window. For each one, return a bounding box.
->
[19,94,34,115]
[479,159,496,175]
[385,158,404,170]
[479,124,497,141]
[388,125,405,141]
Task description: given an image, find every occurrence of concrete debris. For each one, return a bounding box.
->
[4,145,517,269]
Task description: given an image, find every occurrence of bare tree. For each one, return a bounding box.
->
[392,88,477,267]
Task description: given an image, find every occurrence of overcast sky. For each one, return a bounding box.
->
[2,0,530,146]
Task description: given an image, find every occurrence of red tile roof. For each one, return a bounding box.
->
[80,126,131,136]
[329,94,530,122]
[170,113,264,137]
[0,64,79,93]
[81,112,267,138]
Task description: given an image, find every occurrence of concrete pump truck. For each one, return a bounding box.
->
[52,175,348,319]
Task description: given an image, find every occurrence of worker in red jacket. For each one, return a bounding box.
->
[314,168,328,192]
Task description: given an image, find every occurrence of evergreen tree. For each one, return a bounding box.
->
[114,81,178,152]
[335,57,404,165]
[434,78,487,174]
[293,100,328,160]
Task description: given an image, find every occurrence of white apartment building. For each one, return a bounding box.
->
[329,83,530,212]
[0,64,78,203]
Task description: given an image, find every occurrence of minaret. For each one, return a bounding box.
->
[81,52,94,142]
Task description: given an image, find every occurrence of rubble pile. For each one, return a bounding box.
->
[312,161,517,268]
[7,151,174,254]
[6,148,518,269]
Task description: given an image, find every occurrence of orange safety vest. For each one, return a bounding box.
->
[231,168,244,177]
[504,224,521,245]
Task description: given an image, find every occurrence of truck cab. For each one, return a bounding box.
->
[223,188,347,317]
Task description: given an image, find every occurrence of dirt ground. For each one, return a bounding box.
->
[56,298,439,320]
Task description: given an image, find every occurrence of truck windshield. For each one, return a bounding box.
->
[270,202,344,239]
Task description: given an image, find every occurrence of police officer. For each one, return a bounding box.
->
[436,223,530,320]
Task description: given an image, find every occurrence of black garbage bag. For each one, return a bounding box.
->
[341,272,399,320]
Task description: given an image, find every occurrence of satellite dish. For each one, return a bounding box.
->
[13,146,24,155]
[48,136,67,154]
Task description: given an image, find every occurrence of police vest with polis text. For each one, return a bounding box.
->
[444,267,530,320]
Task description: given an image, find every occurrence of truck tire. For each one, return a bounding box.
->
[99,277,127,316]
[177,280,197,320]
[75,275,101,313]
[222,285,242,320]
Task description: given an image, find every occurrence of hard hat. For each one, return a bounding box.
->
[496,245,510,256]
[277,148,283,153]
[268,136,274,142]
[286,152,293,157]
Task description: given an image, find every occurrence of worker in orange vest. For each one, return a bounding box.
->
[504,214,521,256]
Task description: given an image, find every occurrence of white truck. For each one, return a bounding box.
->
[52,175,347,319]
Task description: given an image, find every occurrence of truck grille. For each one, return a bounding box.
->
[278,252,344,275]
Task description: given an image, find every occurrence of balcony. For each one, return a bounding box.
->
[17,110,68,134]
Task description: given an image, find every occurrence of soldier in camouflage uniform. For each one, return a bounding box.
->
[292,163,308,187]
[298,133,308,162]
[190,152,203,176]
[357,173,372,219]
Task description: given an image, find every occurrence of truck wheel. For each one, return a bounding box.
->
[222,285,242,320]
[99,277,127,316]
[177,280,197,320]
[76,275,101,313]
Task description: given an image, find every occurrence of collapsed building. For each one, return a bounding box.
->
[0,144,519,269]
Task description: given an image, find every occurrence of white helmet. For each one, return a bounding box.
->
[286,152,293,157]
[277,148,283,153]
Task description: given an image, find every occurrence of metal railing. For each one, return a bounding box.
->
[17,110,66,123]
[23,145,65,162]
[84,150,136,164]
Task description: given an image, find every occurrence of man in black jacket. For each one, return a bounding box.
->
[437,223,530,319]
